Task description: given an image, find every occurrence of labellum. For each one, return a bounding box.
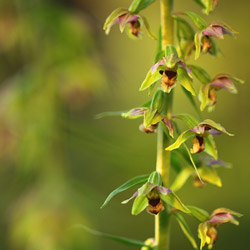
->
[191,135,205,154]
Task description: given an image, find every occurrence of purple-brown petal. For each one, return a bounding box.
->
[155,186,172,195]
[203,25,224,39]
[151,59,165,74]
[208,212,234,224]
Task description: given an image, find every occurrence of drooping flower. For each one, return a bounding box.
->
[194,0,219,15]
[199,73,245,111]
[122,89,174,136]
[166,119,233,159]
[170,156,228,191]
[122,171,190,215]
[103,8,156,39]
[139,45,196,95]
[195,22,237,59]
[198,208,242,249]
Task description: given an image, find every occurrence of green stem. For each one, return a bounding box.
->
[155,1,174,250]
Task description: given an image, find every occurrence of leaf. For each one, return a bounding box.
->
[198,166,222,187]
[198,84,210,111]
[183,144,202,182]
[177,67,196,96]
[148,171,162,185]
[186,205,210,222]
[175,113,199,129]
[74,225,153,249]
[144,109,161,127]
[181,86,203,120]
[198,222,208,250]
[132,195,148,215]
[204,135,218,160]
[175,17,195,41]
[184,11,207,30]
[101,174,149,208]
[165,130,194,151]
[128,0,155,13]
[201,119,234,136]
[160,192,191,213]
[189,65,211,84]
[139,66,164,91]
[194,31,203,60]
[140,15,157,40]
[103,8,128,34]
[174,213,198,249]
[170,167,193,192]
[96,110,126,119]
[165,44,178,57]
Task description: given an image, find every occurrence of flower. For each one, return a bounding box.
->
[122,89,174,136]
[195,22,237,59]
[199,73,245,111]
[122,171,190,215]
[103,8,156,39]
[198,208,242,249]
[139,45,196,95]
[166,119,233,159]
[194,0,218,15]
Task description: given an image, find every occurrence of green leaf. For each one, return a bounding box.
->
[184,12,207,30]
[174,213,198,249]
[165,130,194,151]
[181,87,203,120]
[194,31,203,60]
[144,109,161,127]
[175,113,199,129]
[132,195,148,215]
[201,119,234,136]
[140,15,157,40]
[189,65,211,84]
[148,171,162,185]
[103,8,128,34]
[128,0,155,13]
[96,110,126,119]
[198,84,210,111]
[204,135,218,160]
[160,192,191,213]
[175,17,195,41]
[139,66,165,91]
[101,174,149,208]
[151,89,165,112]
[170,167,193,192]
[187,205,210,222]
[74,225,152,249]
[177,67,196,96]
[198,166,222,187]
[209,36,219,56]
[183,144,202,182]
[165,45,178,57]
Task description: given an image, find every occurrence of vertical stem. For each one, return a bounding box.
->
[155,1,174,250]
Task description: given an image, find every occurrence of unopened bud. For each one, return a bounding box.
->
[150,89,165,113]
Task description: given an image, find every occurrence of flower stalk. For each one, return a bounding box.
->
[155,1,174,249]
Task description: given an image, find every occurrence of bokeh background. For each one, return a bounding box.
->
[0,0,249,249]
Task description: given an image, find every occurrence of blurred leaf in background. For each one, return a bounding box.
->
[0,0,107,249]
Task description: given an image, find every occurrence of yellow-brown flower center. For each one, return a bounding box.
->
[190,135,205,154]
[130,20,140,37]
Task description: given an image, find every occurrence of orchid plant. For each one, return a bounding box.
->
[88,0,245,249]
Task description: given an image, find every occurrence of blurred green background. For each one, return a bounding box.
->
[0,0,249,249]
